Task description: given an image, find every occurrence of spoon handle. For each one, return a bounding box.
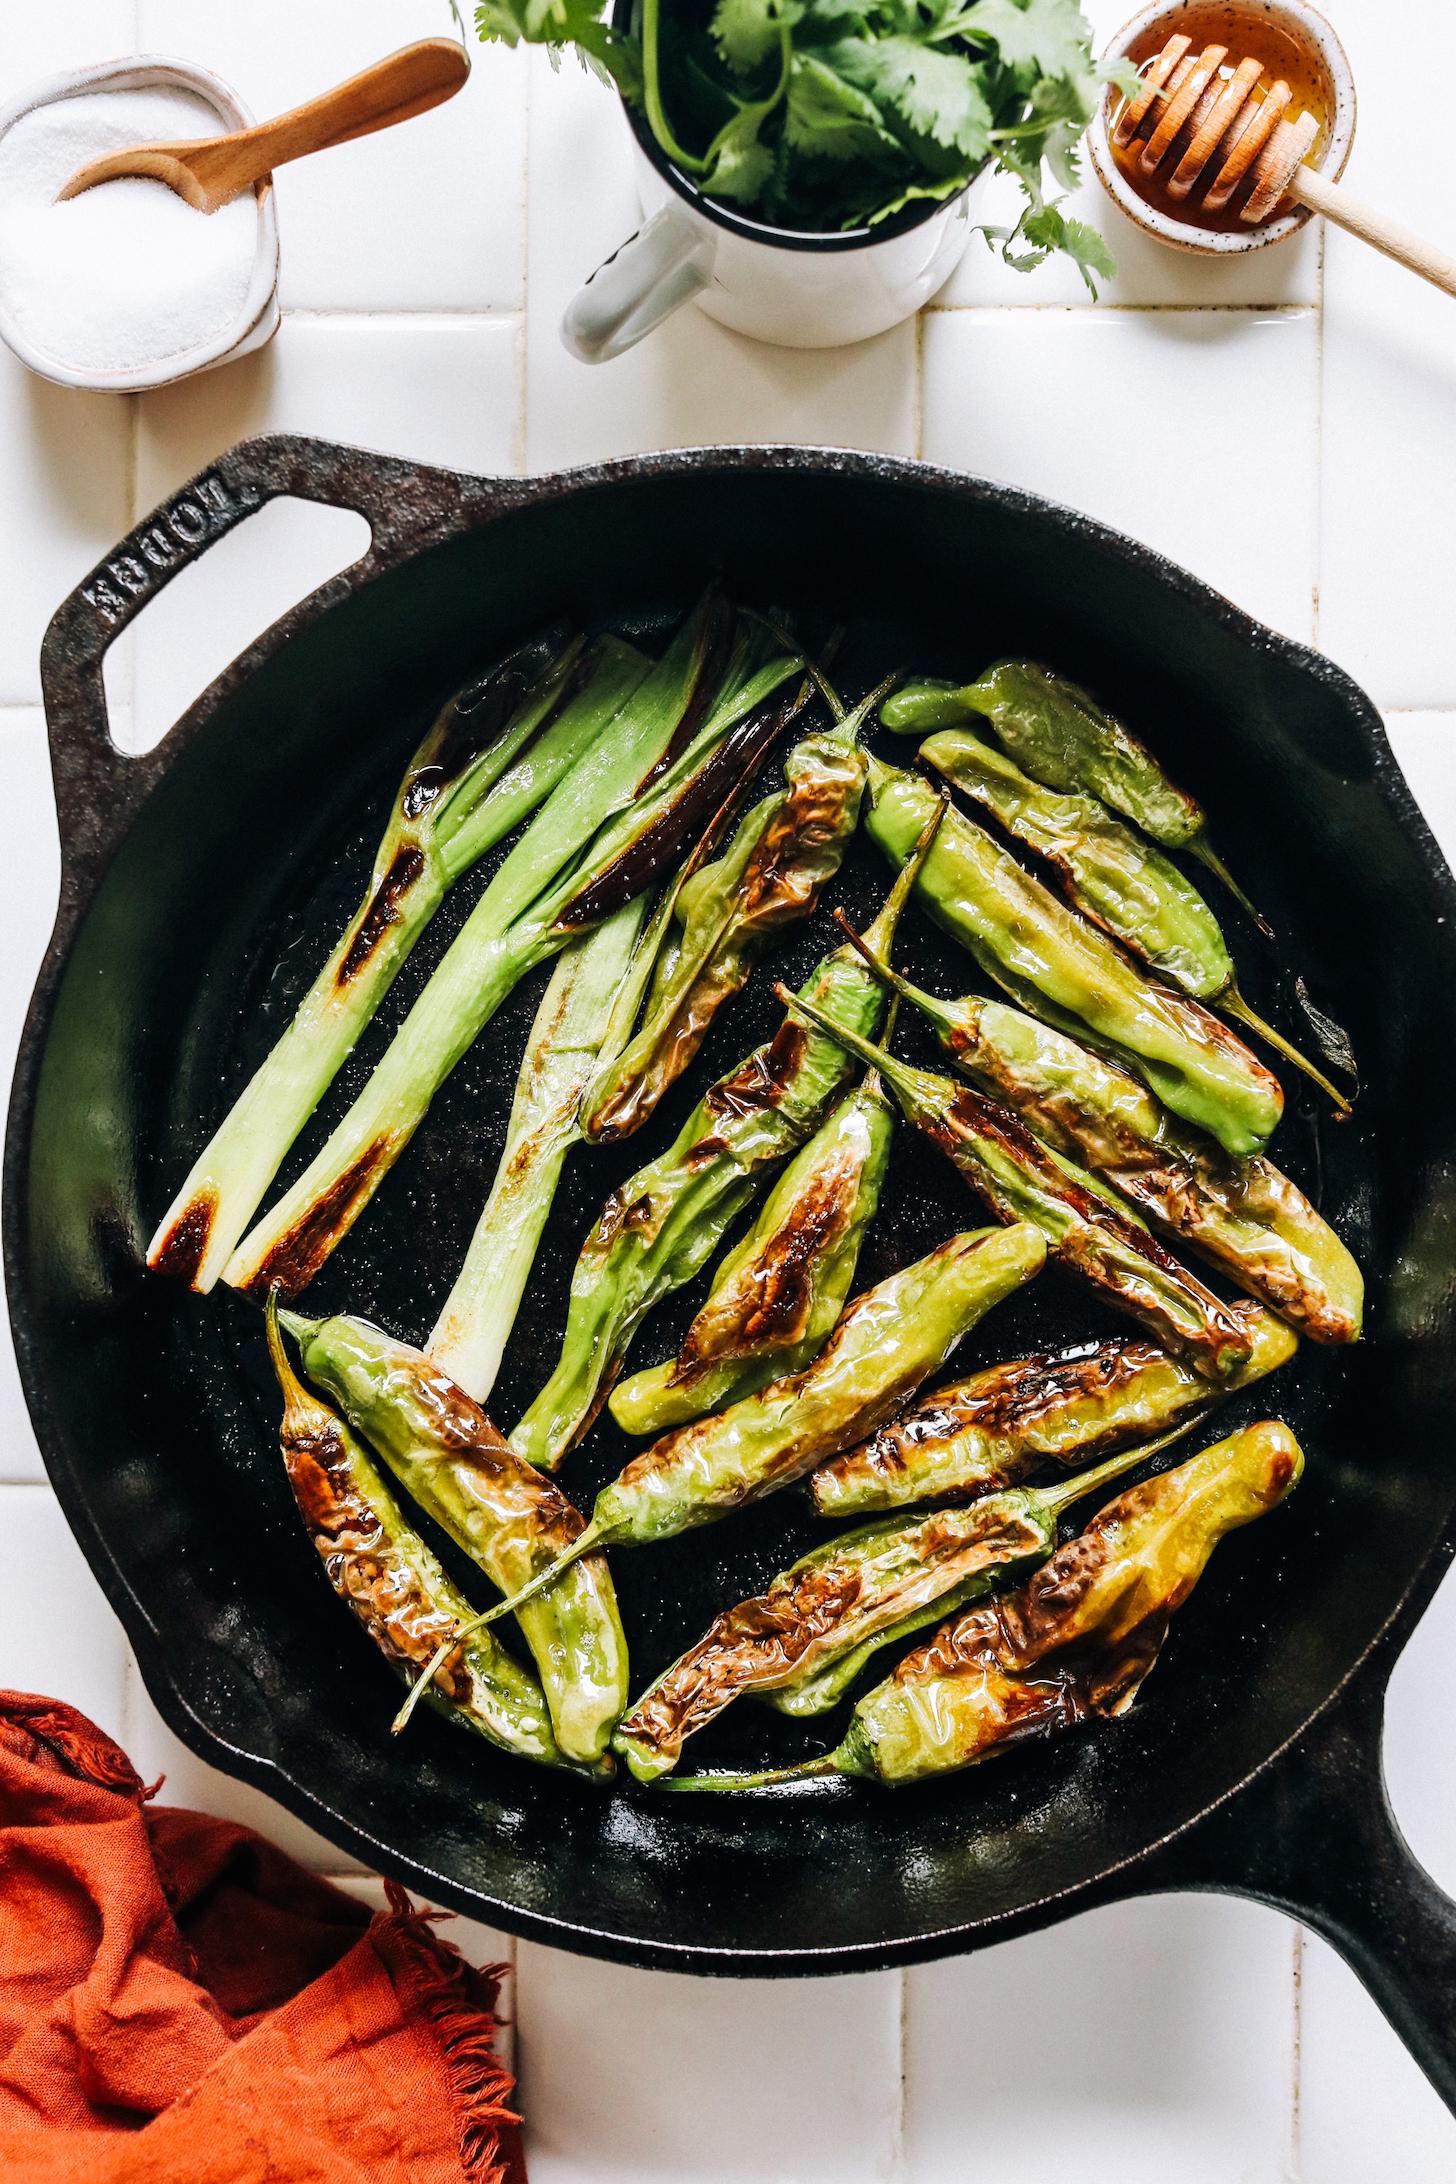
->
[1289,164,1456,300]
[189,38,470,198]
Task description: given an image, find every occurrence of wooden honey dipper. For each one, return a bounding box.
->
[1114,33,1456,297]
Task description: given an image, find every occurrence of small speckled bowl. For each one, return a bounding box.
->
[1089,0,1356,257]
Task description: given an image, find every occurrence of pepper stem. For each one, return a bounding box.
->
[660,1752,849,1793]
[476,1522,609,1630]
[263,1291,311,1436]
[1190,837,1275,940]
[1035,1415,1211,1521]
[857,795,947,955]
[1222,986,1354,1116]
[831,911,960,1040]
[776,981,917,1101]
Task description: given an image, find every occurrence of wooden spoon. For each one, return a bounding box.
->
[1116,35,1456,298]
[56,38,470,213]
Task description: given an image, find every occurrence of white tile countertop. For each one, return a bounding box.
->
[3,2,1456,2177]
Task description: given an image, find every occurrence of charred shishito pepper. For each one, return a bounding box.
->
[673,1420,1304,1790]
[463,1225,1047,1638]
[779,986,1253,1381]
[614,1435,1176,1780]
[283,1309,629,1765]
[882,659,1263,927]
[917,725,1349,1110]
[609,1076,894,1437]
[863,757,1283,1160]
[263,1300,585,1773]
[837,937,1363,1346]
[813,1305,1298,1516]
[581,679,887,1143]
[508,817,943,1472]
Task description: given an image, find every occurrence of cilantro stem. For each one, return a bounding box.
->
[642,0,710,173]
[641,0,790,184]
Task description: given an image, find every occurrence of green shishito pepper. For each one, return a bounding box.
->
[615,1433,1180,1780]
[812,1305,1298,1517]
[281,1309,628,1765]
[263,1301,590,1774]
[780,986,1253,1382]
[150,633,648,1294]
[609,1075,894,1437]
[882,660,1263,927]
[223,601,803,1301]
[508,817,942,1472]
[582,680,884,1144]
[672,1419,1303,1790]
[918,726,1349,1111]
[840,939,1362,1346]
[465,1225,1046,1639]
[864,758,1282,1160]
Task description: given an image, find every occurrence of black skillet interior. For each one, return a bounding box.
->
[14,450,1456,1972]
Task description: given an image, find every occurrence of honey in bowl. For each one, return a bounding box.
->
[1108,2,1333,234]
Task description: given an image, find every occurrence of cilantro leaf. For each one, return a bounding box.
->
[785,53,903,161]
[947,0,1093,78]
[827,34,994,160]
[712,0,800,74]
[700,101,778,199]
[983,195,1116,294]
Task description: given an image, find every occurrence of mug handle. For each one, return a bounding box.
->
[561,205,715,363]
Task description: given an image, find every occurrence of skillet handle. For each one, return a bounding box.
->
[38,431,518,889]
[1134,1642,1456,2111]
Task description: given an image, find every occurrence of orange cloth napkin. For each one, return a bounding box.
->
[0,1692,525,2184]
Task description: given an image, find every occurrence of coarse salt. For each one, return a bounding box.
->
[0,85,260,377]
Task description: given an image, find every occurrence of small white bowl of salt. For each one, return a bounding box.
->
[0,57,279,392]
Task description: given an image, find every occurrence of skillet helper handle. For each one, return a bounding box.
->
[38,432,504,888]
[1136,1649,1456,2110]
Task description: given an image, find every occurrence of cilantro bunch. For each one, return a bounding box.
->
[475,0,1134,291]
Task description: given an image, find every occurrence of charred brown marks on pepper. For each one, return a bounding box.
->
[334,845,428,988]
[238,1137,394,1300]
[835,1333,1200,1492]
[703,1022,809,1122]
[677,1146,860,1368]
[280,1411,474,1706]
[938,1086,1250,1369]
[149,1189,218,1286]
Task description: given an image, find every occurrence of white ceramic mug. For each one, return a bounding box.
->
[563,103,980,360]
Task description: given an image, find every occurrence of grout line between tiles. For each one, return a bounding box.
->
[924,300,1316,317]
[1289,1927,1305,2181]
[912,312,925,463]
[1311,223,1326,648]
[278,307,525,325]
[515,50,531,476]
[892,1965,909,2183]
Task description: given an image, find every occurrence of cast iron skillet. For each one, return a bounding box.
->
[9,435,1456,2098]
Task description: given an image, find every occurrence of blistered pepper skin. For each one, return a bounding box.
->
[596,1224,1048,1548]
[920,725,1230,997]
[290,1312,628,1765]
[609,1079,893,1436]
[510,837,937,1472]
[852,1420,1303,1786]
[812,1306,1297,1517]
[265,1305,572,1770]
[615,1493,1055,1780]
[585,723,867,1141]
[864,758,1282,1159]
